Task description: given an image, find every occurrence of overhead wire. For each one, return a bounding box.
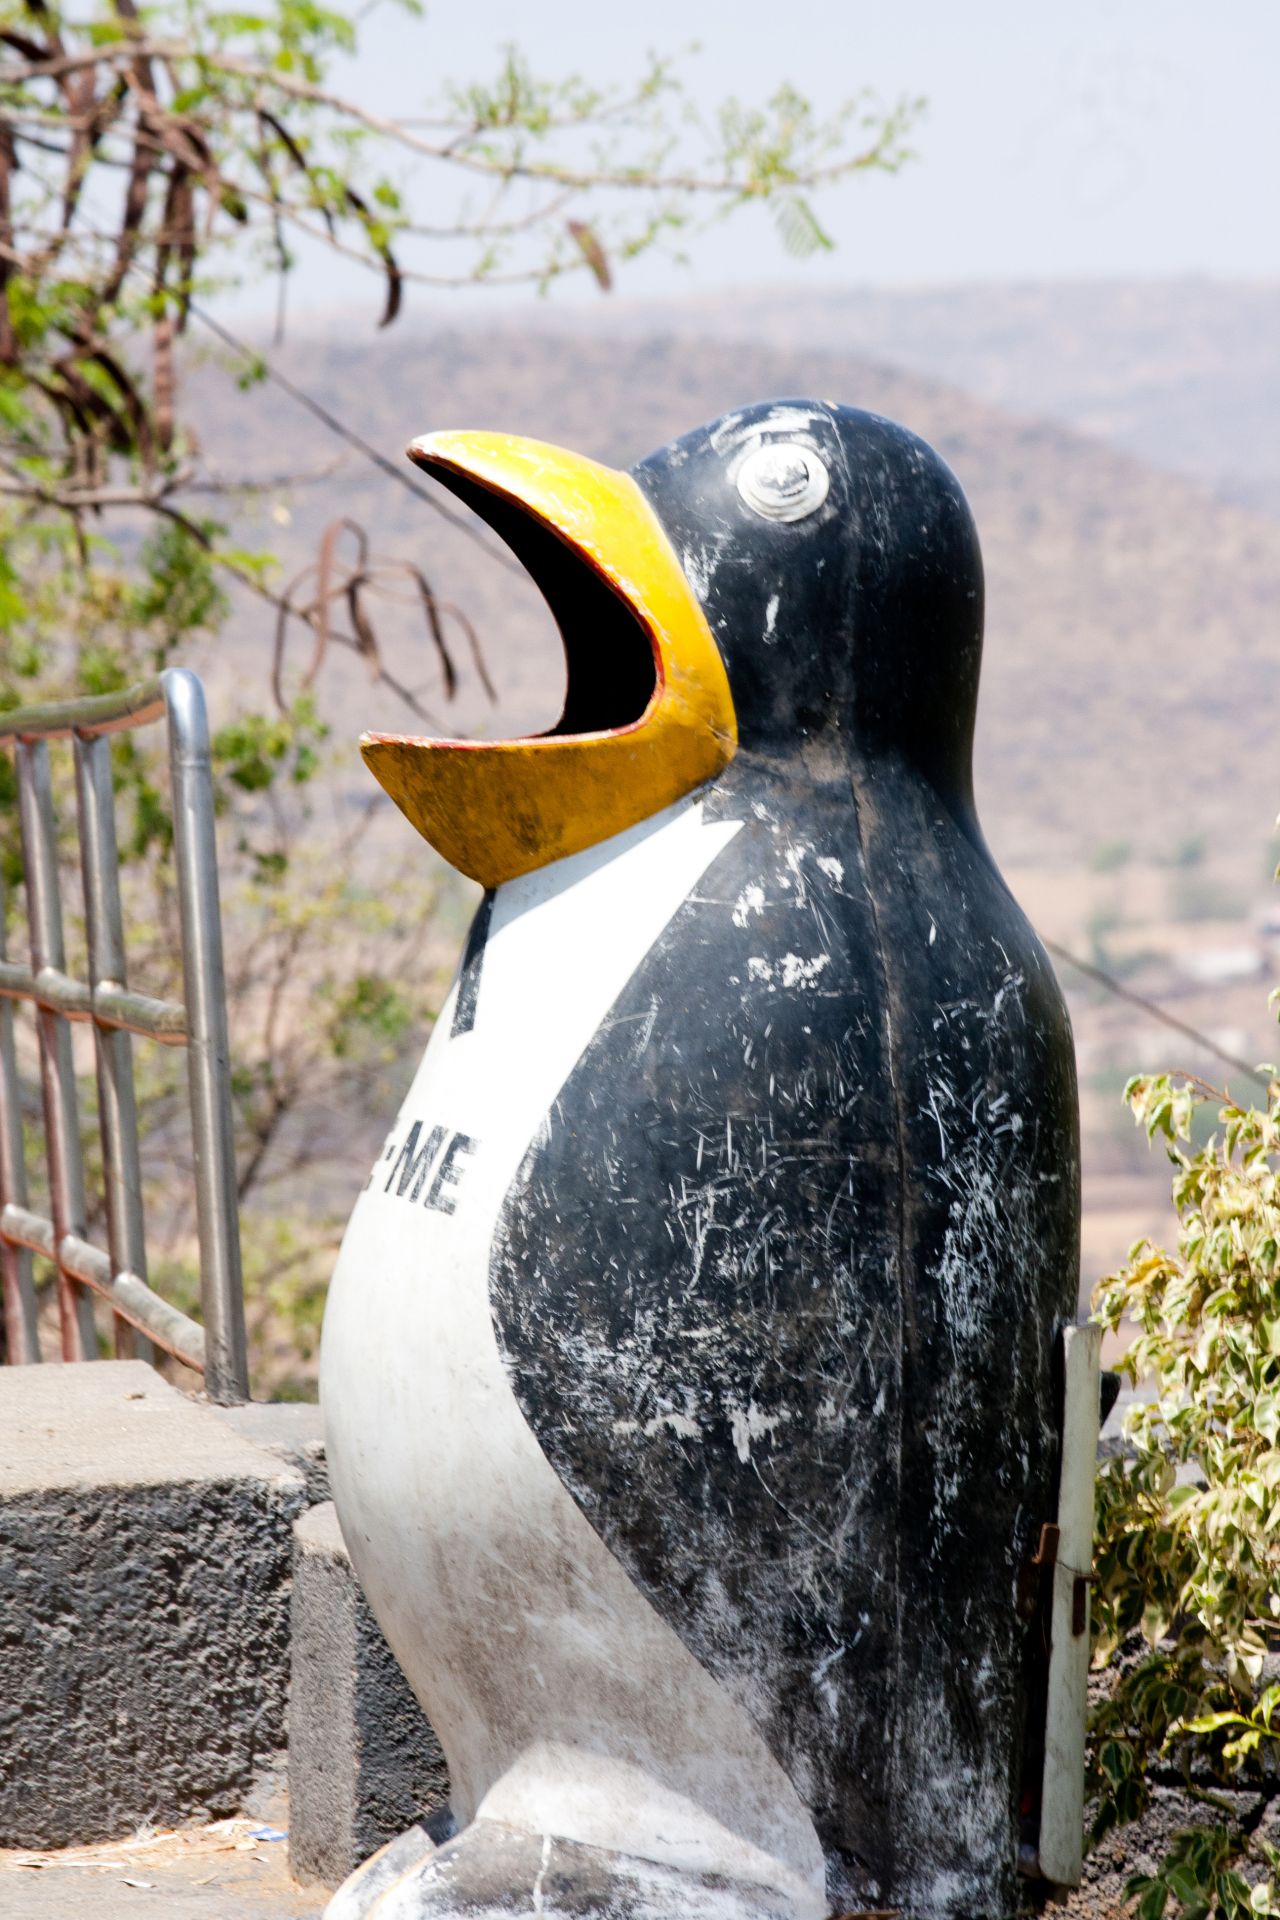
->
[184,294,523,573]
[1041,937,1273,1094]
[55,278,1280,1104]
[123,260,523,576]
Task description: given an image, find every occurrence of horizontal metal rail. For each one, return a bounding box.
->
[0,668,247,1401]
[0,960,188,1044]
[0,677,166,744]
[0,1203,205,1372]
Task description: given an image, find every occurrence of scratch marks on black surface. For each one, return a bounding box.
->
[488,796,904,1905]
[484,767,1076,1920]
[845,762,911,1889]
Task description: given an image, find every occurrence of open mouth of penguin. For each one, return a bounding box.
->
[357,430,736,889]
[404,455,659,741]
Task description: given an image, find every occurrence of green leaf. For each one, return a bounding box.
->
[1135,1880,1170,1920]
[772,194,835,257]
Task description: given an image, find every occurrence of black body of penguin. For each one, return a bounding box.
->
[321,399,1081,1920]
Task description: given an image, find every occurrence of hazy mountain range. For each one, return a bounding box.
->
[567,278,1280,518]
[194,279,1280,881]
[186,275,1279,1297]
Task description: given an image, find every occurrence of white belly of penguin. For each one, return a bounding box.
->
[322,794,826,1915]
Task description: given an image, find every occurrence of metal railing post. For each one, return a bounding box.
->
[163,670,248,1404]
[14,739,97,1361]
[74,732,153,1365]
[0,669,247,1398]
[0,880,39,1363]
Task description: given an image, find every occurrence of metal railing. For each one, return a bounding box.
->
[0,670,248,1403]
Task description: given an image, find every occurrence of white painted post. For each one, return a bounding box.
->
[1038,1319,1103,1885]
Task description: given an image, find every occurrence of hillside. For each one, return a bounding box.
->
[183,314,1280,1322]
[193,324,1280,875]
[527,278,1280,516]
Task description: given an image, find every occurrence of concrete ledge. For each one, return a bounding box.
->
[0,1361,307,1846]
[289,1501,448,1888]
[214,1399,328,1504]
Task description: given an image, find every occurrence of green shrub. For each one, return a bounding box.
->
[1091,1053,1280,1916]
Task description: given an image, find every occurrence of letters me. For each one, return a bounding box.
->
[383,1121,477,1215]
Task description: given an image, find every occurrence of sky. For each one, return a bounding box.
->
[255,0,1280,320]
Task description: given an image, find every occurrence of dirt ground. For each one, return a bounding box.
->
[0,1815,326,1919]
[8,1787,1276,1920]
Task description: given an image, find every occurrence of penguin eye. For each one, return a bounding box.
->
[735,442,830,523]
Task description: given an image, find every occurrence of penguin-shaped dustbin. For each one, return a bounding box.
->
[320,402,1085,1920]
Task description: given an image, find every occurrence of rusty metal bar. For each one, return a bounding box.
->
[62,1234,203,1372]
[0,882,39,1363]
[0,960,187,1043]
[0,960,90,1017]
[2,1200,57,1260]
[163,670,248,1405]
[91,985,187,1042]
[0,677,166,744]
[75,731,152,1363]
[0,1204,204,1372]
[0,669,246,1399]
[15,739,97,1361]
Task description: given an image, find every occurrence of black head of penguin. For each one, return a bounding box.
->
[632,399,985,843]
[372,399,987,888]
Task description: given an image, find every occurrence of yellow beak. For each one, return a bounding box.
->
[360,431,737,888]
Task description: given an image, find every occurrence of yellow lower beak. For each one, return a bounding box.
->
[361,432,737,888]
